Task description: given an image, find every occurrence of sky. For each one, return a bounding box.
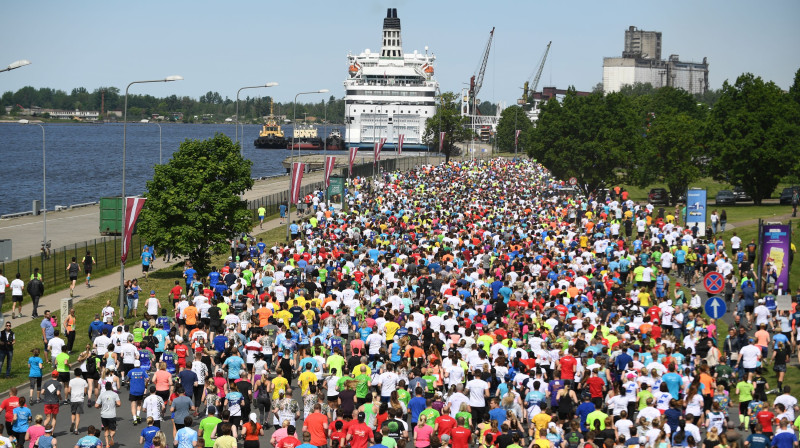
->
[2,0,798,107]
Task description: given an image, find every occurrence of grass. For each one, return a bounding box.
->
[621,177,798,202]
[0,218,289,393]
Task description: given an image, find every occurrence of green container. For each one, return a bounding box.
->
[99,197,123,235]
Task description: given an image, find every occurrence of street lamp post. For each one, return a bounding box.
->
[286,89,328,241]
[152,122,162,165]
[235,83,279,148]
[120,75,183,311]
[19,119,46,258]
[0,59,31,73]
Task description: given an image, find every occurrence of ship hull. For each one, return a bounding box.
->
[289,139,323,150]
[254,136,287,149]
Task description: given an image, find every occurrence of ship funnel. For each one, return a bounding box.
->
[381,8,402,58]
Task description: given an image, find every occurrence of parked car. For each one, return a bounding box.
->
[733,186,752,202]
[648,188,670,205]
[779,186,800,205]
[715,190,736,205]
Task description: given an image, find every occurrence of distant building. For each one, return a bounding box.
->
[603,26,708,95]
[525,87,592,122]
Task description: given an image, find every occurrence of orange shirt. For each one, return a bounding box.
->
[698,372,714,397]
[184,306,198,326]
[154,370,171,391]
[256,308,272,327]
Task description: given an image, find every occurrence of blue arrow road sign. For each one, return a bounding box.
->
[704,296,727,319]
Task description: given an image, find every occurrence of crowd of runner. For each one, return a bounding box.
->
[1,158,798,448]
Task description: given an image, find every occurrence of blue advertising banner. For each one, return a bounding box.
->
[685,189,707,237]
[760,224,791,292]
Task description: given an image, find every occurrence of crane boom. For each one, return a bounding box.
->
[467,27,494,115]
[523,41,551,104]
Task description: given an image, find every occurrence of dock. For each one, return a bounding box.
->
[282,152,414,173]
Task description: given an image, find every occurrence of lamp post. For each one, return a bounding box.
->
[286,89,328,241]
[18,119,46,257]
[120,75,183,311]
[0,59,31,73]
[235,83,279,147]
[152,122,163,165]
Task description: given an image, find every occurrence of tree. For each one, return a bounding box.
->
[495,106,532,153]
[137,134,254,271]
[422,91,473,162]
[707,73,800,204]
[528,88,640,193]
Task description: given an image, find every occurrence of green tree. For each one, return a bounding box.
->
[528,89,640,192]
[495,106,532,153]
[422,91,473,162]
[137,134,254,271]
[707,73,800,204]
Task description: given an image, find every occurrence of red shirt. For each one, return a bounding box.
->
[0,397,19,422]
[170,285,183,300]
[586,376,605,398]
[451,426,472,448]
[330,431,347,447]
[560,355,577,380]
[647,306,662,322]
[346,422,374,448]
[434,415,457,437]
[756,410,775,433]
[277,436,301,448]
[304,412,329,446]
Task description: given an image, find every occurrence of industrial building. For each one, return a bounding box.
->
[603,26,709,95]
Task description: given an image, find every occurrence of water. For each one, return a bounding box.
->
[0,122,344,215]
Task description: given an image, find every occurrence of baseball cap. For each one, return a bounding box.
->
[134,360,141,367]
[357,411,366,422]
[150,290,156,295]
[51,370,58,378]
[249,413,258,423]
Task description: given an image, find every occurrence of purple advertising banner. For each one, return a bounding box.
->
[760,224,791,290]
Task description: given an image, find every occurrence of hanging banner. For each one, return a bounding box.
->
[324,156,336,188]
[121,197,146,263]
[760,224,791,291]
[515,129,521,147]
[374,141,382,164]
[348,147,359,176]
[398,134,404,154]
[290,162,305,204]
[685,188,707,237]
[439,132,445,152]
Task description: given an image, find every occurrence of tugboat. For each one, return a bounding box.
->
[325,129,344,150]
[289,122,323,150]
[253,101,287,149]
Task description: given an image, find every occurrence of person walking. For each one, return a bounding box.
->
[10,273,25,319]
[94,382,120,448]
[66,257,80,298]
[82,251,95,288]
[0,322,15,378]
[26,276,44,319]
[66,368,87,435]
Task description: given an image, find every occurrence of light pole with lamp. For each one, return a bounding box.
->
[0,59,31,73]
[235,82,279,146]
[18,119,47,259]
[286,89,328,240]
[120,75,183,311]
[152,122,163,165]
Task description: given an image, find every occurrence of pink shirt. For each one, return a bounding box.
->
[414,424,433,448]
[27,425,45,448]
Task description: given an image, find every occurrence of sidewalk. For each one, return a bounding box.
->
[0,213,288,324]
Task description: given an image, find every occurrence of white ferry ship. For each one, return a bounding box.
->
[343,8,438,151]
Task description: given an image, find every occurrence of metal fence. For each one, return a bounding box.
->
[0,234,143,292]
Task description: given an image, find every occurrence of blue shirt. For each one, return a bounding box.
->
[488,407,506,427]
[223,356,244,379]
[76,436,103,448]
[128,368,149,396]
[408,396,427,422]
[142,251,152,266]
[28,356,43,377]
[208,271,220,287]
[41,318,54,340]
[178,369,199,397]
[176,427,198,448]
[771,432,796,448]
[12,406,31,432]
[184,268,197,286]
[576,402,596,432]
[141,426,160,448]
[154,330,168,352]
[213,335,228,353]
[662,373,683,400]
[747,433,770,448]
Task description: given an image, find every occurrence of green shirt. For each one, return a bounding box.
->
[383,437,397,448]
[455,411,472,428]
[132,327,145,343]
[397,389,411,407]
[736,381,754,402]
[419,408,440,428]
[326,354,345,377]
[585,410,608,431]
[356,374,371,398]
[637,390,653,410]
[199,415,222,447]
[422,375,437,393]
[56,352,70,373]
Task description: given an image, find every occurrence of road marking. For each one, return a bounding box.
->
[0,212,97,230]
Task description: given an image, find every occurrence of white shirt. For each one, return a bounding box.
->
[9,279,24,296]
[68,377,88,402]
[94,335,111,356]
[466,378,488,407]
[739,344,761,369]
[447,392,469,418]
[774,395,798,420]
[146,297,160,316]
[142,394,164,420]
[0,275,8,293]
[121,343,138,364]
[366,333,384,355]
[48,338,65,357]
[754,305,771,325]
[377,371,399,397]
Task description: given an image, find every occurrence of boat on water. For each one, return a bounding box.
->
[253,101,287,149]
[289,122,323,150]
[325,129,344,150]
[343,8,438,151]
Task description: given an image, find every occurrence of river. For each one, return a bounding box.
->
[0,122,343,215]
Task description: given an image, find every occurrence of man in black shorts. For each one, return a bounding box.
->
[82,251,95,288]
[95,382,120,446]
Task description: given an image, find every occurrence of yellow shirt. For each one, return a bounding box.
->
[638,291,651,307]
[271,376,288,400]
[532,412,551,432]
[352,363,372,377]
[298,370,318,396]
[384,322,400,341]
[274,310,292,328]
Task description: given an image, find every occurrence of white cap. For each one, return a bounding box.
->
[249,412,258,423]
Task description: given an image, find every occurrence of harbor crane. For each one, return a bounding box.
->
[522,41,552,105]
[463,27,494,116]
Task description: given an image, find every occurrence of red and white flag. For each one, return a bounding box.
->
[439,131,445,152]
[398,134,404,154]
[374,140,384,164]
[348,147,359,176]
[121,197,146,263]
[290,162,305,204]
[515,129,521,147]
[324,155,336,188]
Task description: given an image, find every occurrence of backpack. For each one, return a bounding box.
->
[85,355,98,375]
